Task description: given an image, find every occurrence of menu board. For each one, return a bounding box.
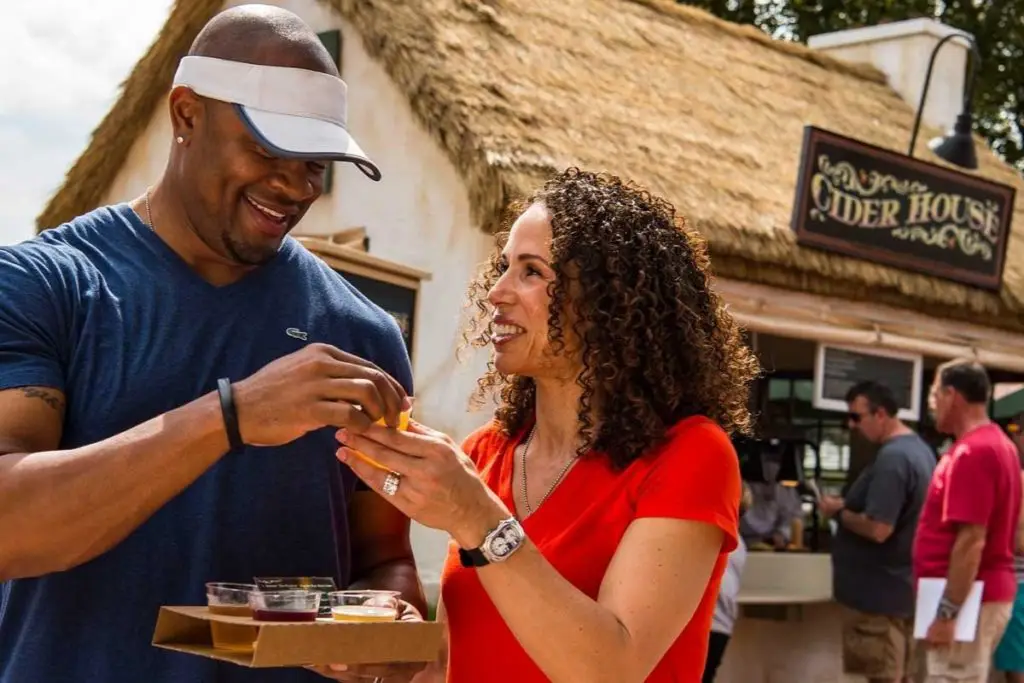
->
[813,343,922,421]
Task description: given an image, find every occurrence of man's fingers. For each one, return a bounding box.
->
[319,378,389,423]
[315,345,407,424]
[303,664,356,681]
[312,401,374,432]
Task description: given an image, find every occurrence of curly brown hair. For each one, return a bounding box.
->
[463,168,760,469]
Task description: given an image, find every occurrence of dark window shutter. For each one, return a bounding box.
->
[316,30,343,194]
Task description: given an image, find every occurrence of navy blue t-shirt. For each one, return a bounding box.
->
[0,204,413,682]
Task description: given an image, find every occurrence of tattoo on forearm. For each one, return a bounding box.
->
[20,387,65,413]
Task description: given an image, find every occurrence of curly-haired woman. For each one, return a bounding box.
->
[337,168,760,682]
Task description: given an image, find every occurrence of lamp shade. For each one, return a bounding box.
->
[928,113,978,170]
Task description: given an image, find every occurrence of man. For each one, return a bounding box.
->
[740,447,803,550]
[0,6,425,683]
[914,359,1022,683]
[994,415,1024,682]
[818,380,935,683]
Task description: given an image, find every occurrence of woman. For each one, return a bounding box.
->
[338,168,760,682]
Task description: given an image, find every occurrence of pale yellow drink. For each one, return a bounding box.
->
[331,605,398,622]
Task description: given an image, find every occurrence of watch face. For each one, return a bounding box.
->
[485,521,524,559]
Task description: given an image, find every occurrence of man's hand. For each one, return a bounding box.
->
[817,495,844,517]
[233,343,410,447]
[306,601,427,681]
[926,617,956,647]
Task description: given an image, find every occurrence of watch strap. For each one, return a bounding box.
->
[457,517,525,568]
[938,596,961,620]
[458,547,489,568]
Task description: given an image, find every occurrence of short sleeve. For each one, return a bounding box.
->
[863,447,910,525]
[635,418,741,554]
[460,421,504,470]
[944,442,995,526]
[0,246,68,392]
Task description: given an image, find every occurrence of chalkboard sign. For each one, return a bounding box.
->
[813,343,923,421]
[791,126,1015,290]
[343,271,417,355]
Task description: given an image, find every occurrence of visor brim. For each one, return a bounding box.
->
[234,104,381,182]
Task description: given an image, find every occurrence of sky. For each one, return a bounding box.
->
[0,0,174,246]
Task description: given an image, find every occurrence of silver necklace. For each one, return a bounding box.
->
[144,189,155,231]
[520,424,579,517]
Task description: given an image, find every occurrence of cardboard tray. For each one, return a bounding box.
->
[152,606,444,668]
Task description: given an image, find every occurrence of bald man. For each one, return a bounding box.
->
[0,6,426,682]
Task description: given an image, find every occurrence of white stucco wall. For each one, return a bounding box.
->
[101,0,498,596]
[808,18,970,135]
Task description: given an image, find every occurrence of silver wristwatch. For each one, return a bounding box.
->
[458,517,526,567]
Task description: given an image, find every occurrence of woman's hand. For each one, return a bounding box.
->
[306,601,427,681]
[337,421,508,547]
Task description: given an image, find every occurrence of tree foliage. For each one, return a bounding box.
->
[681,0,1023,174]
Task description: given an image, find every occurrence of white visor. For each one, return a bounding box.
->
[172,56,380,181]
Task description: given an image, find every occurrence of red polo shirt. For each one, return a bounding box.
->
[440,416,741,682]
[913,423,1022,603]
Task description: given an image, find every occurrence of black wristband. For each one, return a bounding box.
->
[216,378,244,450]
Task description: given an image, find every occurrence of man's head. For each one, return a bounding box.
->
[845,380,901,444]
[929,359,991,435]
[165,5,376,266]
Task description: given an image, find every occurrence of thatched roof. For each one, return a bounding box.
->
[36,0,1024,332]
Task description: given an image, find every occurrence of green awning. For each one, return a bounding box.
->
[994,387,1024,420]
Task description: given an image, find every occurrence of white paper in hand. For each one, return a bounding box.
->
[913,578,984,642]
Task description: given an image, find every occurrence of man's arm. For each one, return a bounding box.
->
[839,450,907,543]
[940,445,995,608]
[837,509,892,543]
[0,345,408,583]
[347,490,427,618]
[0,386,230,581]
[943,524,986,606]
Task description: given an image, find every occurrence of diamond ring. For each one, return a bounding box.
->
[382,472,401,497]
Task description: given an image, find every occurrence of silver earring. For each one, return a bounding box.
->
[176,136,184,144]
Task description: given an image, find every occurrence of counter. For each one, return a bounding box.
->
[716,551,860,683]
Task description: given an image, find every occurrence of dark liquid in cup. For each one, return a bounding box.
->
[253,609,317,622]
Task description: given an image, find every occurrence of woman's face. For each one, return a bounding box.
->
[486,203,577,379]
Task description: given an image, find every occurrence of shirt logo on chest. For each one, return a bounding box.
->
[286,327,309,341]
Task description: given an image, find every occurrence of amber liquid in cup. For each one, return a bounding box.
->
[206,584,258,653]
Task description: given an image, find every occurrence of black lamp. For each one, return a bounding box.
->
[907,32,982,170]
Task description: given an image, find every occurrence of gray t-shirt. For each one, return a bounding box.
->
[831,433,936,618]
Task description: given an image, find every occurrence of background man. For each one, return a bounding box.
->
[914,360,1022,683]
[740,443,804,551]
[994,414,1024,682]
[818,380,935,683]
[0,6,423,683]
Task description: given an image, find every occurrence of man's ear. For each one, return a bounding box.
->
[168,86,204,144]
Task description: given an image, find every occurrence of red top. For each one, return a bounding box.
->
[440,415,741,682]
[913,423,1022,603]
